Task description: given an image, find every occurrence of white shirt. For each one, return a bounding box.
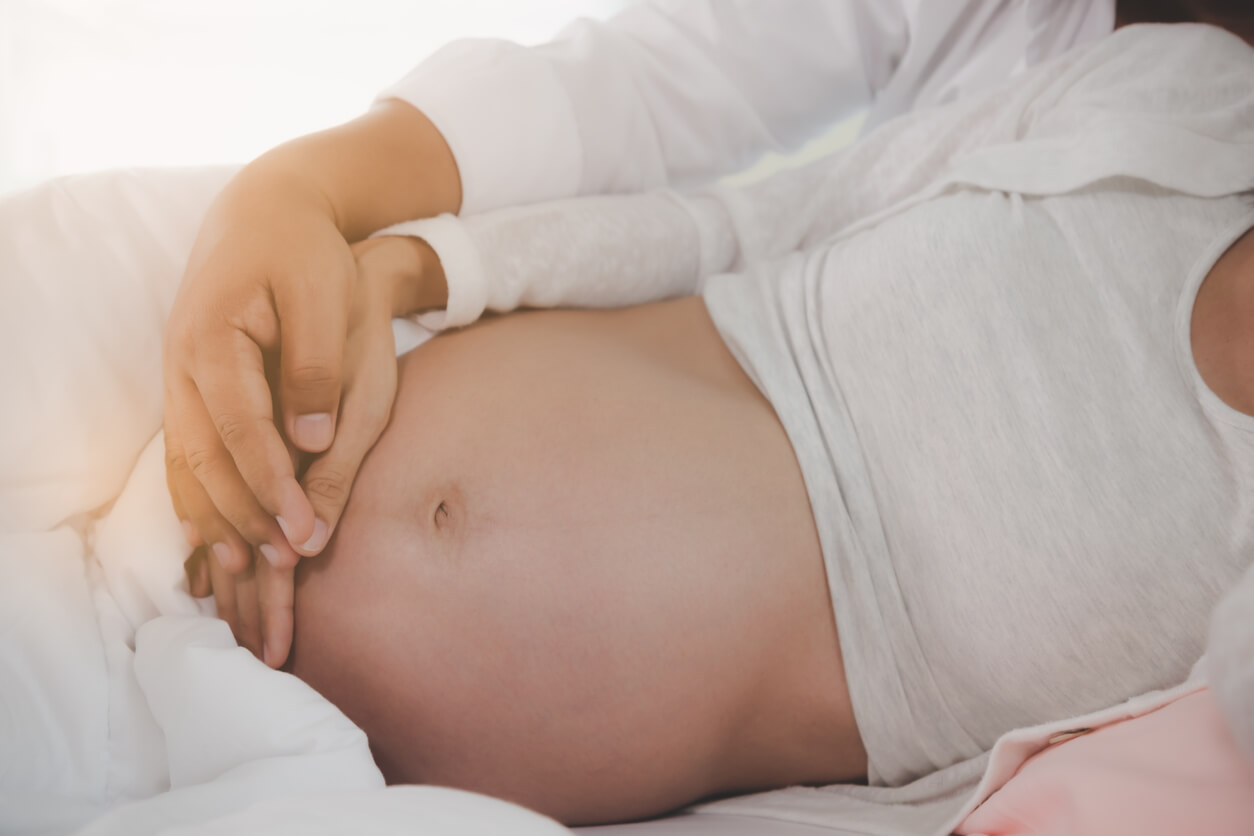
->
[377,0,1116,214]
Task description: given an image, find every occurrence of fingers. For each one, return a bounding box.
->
[257,557,296,669]
[187,327,317,552]
[233,564,262,660]
[276,263,352,455]
[165,419,253,574]
[202,546,262,661]
[207,542,241,637]
[164,423,204,548]
[297,317,398,556]
[177,417,303,572]
[189,542,289,670]
[350,235,437,316]
[185,549,211,598]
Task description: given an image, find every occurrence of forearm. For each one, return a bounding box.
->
[242,100,462,243]
[377,189,720,329]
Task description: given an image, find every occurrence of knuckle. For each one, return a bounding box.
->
[184,444,220,482]
[163,319,197,357]
[209,506,264,548]
[285,362,340,395]
[234,515,274,547]
[164,445,189,477]
[303,470,350,508]
[214,412,264,450]
[359,396,394,431]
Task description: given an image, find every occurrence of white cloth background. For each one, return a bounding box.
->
[0,0,630,197]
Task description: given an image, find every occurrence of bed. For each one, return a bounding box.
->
[2,165,1251,836]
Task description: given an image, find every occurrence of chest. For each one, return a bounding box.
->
[818,191,1242,568]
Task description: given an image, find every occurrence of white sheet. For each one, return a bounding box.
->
[0,167,567,836]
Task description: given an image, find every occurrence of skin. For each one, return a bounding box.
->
[284,297,869,826]
[1191,224,1254,415]
[174,3,1254,667]
[262,209,1253,827]
[169,104,460,666]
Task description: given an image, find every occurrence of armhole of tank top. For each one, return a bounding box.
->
[1174,208,1254,434]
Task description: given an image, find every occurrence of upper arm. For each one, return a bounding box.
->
[378,0,911,212]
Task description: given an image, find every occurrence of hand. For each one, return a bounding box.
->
[174,223,442,667]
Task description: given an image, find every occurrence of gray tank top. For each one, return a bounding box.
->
[705,182,1254,786]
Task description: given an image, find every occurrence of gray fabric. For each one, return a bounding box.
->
[704,183,1254,787]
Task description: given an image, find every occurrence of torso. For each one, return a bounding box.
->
[701,181,1254,785]
[290,296,865,825]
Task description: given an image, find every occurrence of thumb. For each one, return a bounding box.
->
[276,268,351,454]
[293,341,397,556]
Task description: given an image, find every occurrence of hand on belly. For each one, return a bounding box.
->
[286,297,866,825]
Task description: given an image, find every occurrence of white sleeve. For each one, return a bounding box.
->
[378,0,909,214]
[373,191,731,331]
[379,25,1254,330]
[368,30,1074,327]
[375,66,1032,331]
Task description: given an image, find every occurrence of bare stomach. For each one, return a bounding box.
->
[288,296,866,825]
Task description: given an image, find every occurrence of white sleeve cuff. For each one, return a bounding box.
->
[375,39,583,215]
[371,214,487,331]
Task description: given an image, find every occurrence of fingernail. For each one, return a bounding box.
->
[259,543,281,567]
[212,542,231,569]
[302,518,329,552]
[262,642,274,669]
[277,477,314,543]
[293,413,334,450]
[180,519,201,548]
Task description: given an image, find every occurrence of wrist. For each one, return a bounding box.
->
[233,154,341,226]
[354,236,448,318]
[212,158,340,241]
[247,100,463,242]
[409,236,449,315]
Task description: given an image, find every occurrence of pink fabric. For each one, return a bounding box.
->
[955,688,1254,835]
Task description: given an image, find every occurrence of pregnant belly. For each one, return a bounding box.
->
[289,296,863,824]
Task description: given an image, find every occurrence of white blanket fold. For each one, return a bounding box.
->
[0,168,568,836]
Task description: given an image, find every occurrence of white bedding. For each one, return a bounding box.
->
[0,168,883,836]
[1,162,1246,836]
[0,167,562,836]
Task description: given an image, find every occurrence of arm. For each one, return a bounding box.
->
[380,23,1254,326]
[241,99,462,242]
[381,0,910,214]
[164,101,460,670]
[164,0,907,669]
[164,100,456,569]
[166,0,908,580]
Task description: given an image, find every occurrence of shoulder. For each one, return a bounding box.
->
[1056,23,1254,94]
